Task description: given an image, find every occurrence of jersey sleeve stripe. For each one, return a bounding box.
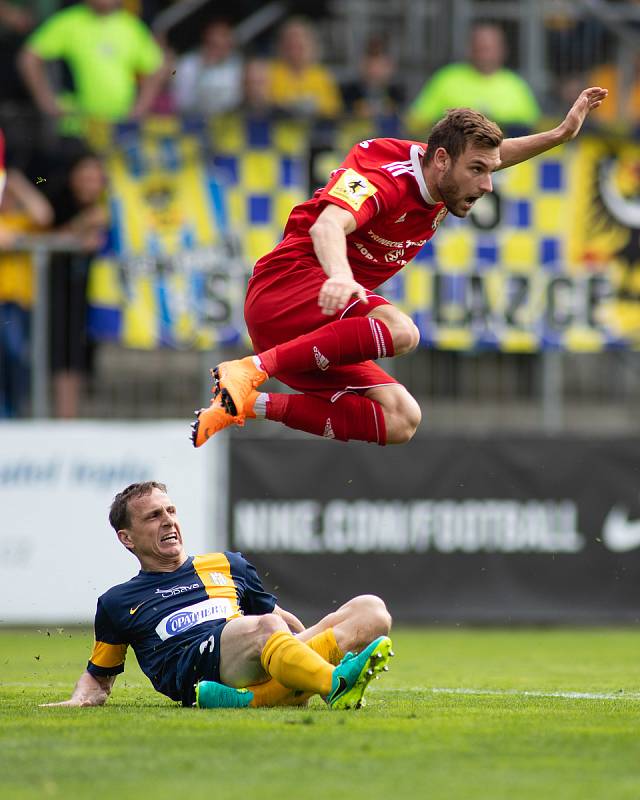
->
[89,640,128,669]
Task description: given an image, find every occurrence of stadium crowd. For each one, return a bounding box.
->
[0,0,637,420]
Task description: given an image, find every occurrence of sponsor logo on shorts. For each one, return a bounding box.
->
[313,346,330,371]
[155,598,233,641]
[328,168,378,212]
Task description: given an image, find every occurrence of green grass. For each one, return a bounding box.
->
[1,627,639,799]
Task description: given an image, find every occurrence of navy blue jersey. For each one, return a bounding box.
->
[87,552,276,704]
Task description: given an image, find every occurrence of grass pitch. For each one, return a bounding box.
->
[1,627,639,800]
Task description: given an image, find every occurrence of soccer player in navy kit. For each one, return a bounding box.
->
[43,482,394,710]
[191,86,607,448]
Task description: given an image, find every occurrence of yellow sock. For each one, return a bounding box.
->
[248,681,310,708]
[247,629,343,707]
[307,628,344,666]
[260,630,334,696]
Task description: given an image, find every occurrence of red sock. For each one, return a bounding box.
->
[259,317,394,376]
[266,392,387,445]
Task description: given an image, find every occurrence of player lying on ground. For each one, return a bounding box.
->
[43,481,393,710]
[191,86,607,448]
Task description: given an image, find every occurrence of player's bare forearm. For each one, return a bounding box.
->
[498,86,608,170]
[310,204,368,314]
[41,670,115,707]
[309,206,354,280]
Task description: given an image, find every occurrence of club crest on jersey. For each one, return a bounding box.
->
[432,207,448,230]
[328,168,378,212]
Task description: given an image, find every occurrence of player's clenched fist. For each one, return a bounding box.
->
[318,275,369,315]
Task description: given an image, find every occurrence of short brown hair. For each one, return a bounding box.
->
[109,481,167,532]
[424,108,503,164]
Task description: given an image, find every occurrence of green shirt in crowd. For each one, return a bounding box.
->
[407,63,541,131]
[27,3,163,120]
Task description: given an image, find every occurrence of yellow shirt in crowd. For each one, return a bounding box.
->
[0,212,41,308]
[268,61,343,117]
[588,64,640,126]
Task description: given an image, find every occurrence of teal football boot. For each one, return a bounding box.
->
[326,636,394,709]
[195,681,254,709]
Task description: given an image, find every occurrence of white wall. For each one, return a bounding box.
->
[0,421,225,623]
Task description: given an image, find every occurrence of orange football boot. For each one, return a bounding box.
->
[191,391,259,448]
[212,356,268,417]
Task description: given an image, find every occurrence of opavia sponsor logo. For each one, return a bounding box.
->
[155,598,233,641]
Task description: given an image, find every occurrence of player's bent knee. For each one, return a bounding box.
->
[350,595,392,636]
[370,308,420,356]
[385,394,422,444]
[254,613,289,649]
[391,320,421,356]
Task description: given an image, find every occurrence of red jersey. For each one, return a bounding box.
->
[254,138,448,290]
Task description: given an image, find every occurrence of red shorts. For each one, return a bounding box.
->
[244,258,399,400]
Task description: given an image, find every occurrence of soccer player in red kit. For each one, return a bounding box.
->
[191,87,607,448]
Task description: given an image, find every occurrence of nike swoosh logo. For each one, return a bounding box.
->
[129,604,143,615]
[329,675,348,702]
[602,507,640,552]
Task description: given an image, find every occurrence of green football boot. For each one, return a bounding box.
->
[326,635,394,710]
[195,681,254,709]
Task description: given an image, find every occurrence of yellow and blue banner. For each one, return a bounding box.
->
[87,115,307,349]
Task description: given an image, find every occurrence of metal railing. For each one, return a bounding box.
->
[6,235,85,418]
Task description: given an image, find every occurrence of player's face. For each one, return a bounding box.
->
[118,489,186,570]
[435,144,501,218]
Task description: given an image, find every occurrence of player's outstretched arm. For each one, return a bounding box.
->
[41,670,116,707]
[498,86,608,170]
[310,204,369,316]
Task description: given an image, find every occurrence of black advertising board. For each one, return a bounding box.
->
[229,436,640,623]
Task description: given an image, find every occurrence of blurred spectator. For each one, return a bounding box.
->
[545,13,609,82]
[341,37,405,118]
[48,152,108,418]
[237,56,277,117]
[18,0,167,121]
[267,17,343,118]
[172,17,243,116]
[0,1,53,105]
[586,55,640,128]
[406,22,541,132]
[0,166,54,417]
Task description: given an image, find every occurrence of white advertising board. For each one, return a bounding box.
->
[0,421,224,623]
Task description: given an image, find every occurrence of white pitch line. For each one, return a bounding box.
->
[383,687,640,701]
[4,683,640,702]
